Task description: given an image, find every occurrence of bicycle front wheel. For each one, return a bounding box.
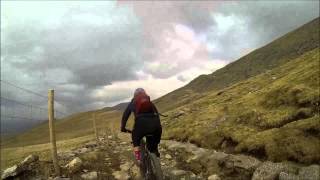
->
[149,153,163,180]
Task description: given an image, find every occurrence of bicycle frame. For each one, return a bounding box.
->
[124,129,163,180]
[140,137,153,178]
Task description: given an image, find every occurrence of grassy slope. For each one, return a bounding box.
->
[1,135,94,170]
[1,110,125,148]
[162,48,320,164]
[154,17,319,112]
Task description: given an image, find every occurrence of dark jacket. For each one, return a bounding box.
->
[121,99,159,130]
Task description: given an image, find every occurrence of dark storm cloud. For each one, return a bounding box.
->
[207,0,319,60]
[3,7,144,88]
[172,1,218,32]
[41,20,144,87]
[230,1,319,40]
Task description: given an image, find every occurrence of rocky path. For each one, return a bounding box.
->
[2,133,319,180]
[160,140,320,180]
[59,134,205,180]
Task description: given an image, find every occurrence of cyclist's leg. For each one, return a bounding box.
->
[132,128,143,162]
[146,127,162,157]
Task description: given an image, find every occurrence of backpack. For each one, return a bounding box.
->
[134,92,153,115]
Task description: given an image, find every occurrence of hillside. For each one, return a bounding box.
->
[154,17,319,112]
[1,18,319,169]
[102,102,129,111]
[1,110,123,148]
[162,48,319,164]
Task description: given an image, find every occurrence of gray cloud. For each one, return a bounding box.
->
[125,0,319,78]
[207,1,319,60]
[170,1,218,32]
[1,2,147,117]
[1,0,319,119]
[3,5,144,87]
[1,2,185,113]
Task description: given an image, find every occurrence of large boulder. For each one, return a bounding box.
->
[217,154,261,179]
[21,155,39,166]
[112,162,136,180]
[163,140,262,178]
[1,154,39,179]
[224,154,261,172]
[65,157,82,173]
[207,174,221,180]
[209,151,229,162]
[1,165,23,179]
[205,151,229,175]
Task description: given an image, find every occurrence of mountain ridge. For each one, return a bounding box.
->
[154,17,319,112]
[102,102,129,111]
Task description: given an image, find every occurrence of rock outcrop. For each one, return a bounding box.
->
[1,154,39,179]
[64,157,83,173]
[161,140,320,180]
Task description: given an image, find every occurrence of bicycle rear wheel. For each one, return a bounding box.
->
[140,142,147,178]
[149,153,163,180]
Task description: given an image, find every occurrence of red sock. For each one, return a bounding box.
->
[134,150,141,161]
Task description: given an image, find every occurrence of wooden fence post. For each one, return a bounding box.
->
[48,89,60,176]
[92,113,98,143]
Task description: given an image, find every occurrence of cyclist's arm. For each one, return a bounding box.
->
[121,101,133,131]
[152,103,159,114]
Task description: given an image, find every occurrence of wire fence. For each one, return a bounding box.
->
[0,80,87,171]
[0,79,114,174]
[0,80,67,137]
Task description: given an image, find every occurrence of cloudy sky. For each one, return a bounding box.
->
[1,0,319,115]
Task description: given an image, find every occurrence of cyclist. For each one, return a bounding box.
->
[121,88,162,164]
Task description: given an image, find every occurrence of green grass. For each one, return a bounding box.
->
[163,48,320,164]
[1,135,94,170]
[1,110,124,148]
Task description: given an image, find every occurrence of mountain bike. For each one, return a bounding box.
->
[125,129,164,180]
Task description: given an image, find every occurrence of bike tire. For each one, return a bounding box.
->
[140,145,147,178]
[149,153,163,180]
